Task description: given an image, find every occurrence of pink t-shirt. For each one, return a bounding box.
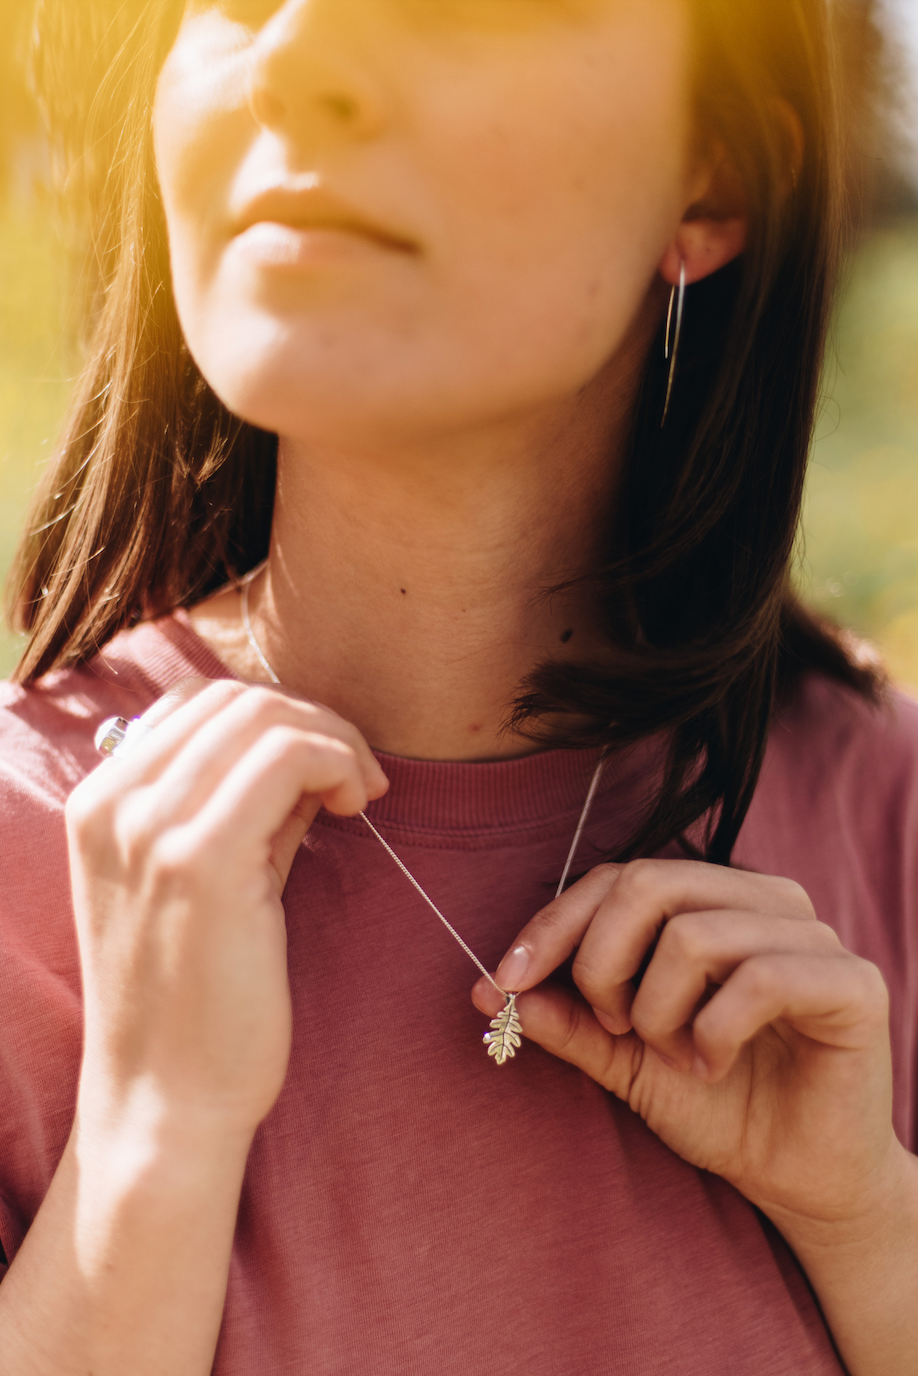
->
[1,614,917,1374]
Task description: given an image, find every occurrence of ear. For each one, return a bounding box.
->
[659,143,748,287]
[659,102,803,288]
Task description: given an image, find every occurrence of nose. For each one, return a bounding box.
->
[248,0,388,143]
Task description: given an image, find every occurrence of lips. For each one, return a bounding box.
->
[232,182,420,256]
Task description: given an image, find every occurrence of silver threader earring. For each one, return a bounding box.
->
[661,260,687,428]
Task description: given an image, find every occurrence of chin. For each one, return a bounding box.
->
[181,300,623,445]
[201,353,431,445]
[182,305,419,440]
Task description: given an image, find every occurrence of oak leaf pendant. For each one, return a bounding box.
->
[483,994,522,1066]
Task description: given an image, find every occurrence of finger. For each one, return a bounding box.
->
[268,796,322,891]
[139,676,218,728]
[690,952,890,1083]
[196,727,371,833]
[494,858,816,1036]
[624,910,843,1069]
[93,680,243,784]
[471,976,639,1102]
[168,728,376,895]
[492,864,623,992]
[570,860,817,1033]
[91,684,385,895]
[138,686,384,829]
[105,679,387,806]
[81,683,249,837]
[93,676,216,761]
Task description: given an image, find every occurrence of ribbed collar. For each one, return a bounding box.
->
[360,745,653,840]
[119,613,659,845]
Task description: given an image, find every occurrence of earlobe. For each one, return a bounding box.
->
[659,215,748,288]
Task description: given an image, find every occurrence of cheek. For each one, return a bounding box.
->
[149,4,691,432]
[420,27,690,374]
[153,20,253,308]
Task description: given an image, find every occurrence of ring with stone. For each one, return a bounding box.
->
[94,716,153,759]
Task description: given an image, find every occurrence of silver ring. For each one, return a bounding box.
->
[95,716,153,759]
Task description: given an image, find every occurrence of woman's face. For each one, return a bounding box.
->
[154,0,695,444]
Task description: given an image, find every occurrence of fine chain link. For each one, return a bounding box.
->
[355,811,501,991]
[240,565,605,997]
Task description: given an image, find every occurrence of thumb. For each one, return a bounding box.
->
[268,794,322,893]
[472,977,637,1100]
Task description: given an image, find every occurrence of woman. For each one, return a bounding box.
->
[0,0,915,1371]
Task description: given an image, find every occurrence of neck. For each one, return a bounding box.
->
[193,356,643,761]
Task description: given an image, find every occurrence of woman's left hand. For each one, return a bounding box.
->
[472,859,900,1226]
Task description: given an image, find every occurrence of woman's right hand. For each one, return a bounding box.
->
[66,678,388,1142]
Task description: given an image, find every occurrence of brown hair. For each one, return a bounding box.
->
[9,0,884,863]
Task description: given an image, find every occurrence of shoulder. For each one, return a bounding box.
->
[740,673,918,1149]
[736,669,918,959]
[755,673,918,841]
[738,672,918,879]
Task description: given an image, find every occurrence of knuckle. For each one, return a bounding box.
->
[533,901,580,952]
[147,828,206,886]
[322,733,358,760]
[265,726,360,791]
[571,956,606,1005]
[209,677,246,698]
[738,956,780,1002]
[659,911,712,964]
[300,730,357,769]
[170,674,222,695]
[615,857,663,902]
[266,690,356,742]
[855,959,890,1019]
[326,716,363,750]
[588,862,621,885]
[112,810,150,870]
[65,776,111,840]
[192,678,246,717]
[812,920,843,951]
[771,875,816,920]
[239,684,284,722]
[260,721,302,755]
[576,863,625,905]
[196,677,240,704]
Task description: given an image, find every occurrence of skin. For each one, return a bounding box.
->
[1,1,916,1373]
[474,868,918,1371]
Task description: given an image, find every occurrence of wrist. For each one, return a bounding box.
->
[74,1073,257,1183]
[764,1139,918,1260]
[67,1081,254,1283]
[757,1143,918,1376]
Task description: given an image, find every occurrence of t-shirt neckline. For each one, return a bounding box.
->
[151,610,653,838]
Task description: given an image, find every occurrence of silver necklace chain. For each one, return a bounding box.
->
[240,565,604,1001]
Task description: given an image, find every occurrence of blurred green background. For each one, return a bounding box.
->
[1,1,918,687]
[801,219,918,688]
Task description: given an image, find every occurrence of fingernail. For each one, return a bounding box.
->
[495,945,529,990]
[692,1055,710,1081]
